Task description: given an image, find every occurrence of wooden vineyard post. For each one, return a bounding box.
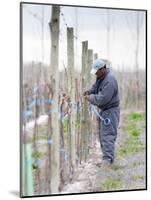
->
[87,49,93,147]
[49,5,60,194]
[23,144,34,196]
[67,27,76,173]
[75,78,80,166]
[44,83,53,194]
[32,67,41,194]
[81,41,88,162]
[59,94,66,188]
[94,53,98,60]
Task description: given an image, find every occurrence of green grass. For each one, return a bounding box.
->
[32,150,44,159]
[125,112,145,136]
[133,161,144,167]
[101,178,121,191]
[117,139,144,157]
[132,175,144,181]
[128,112,145,121]
[116,111,145,158]
[111,164,125,171]
[125,123,140,136]
[32,150,45,170]
[131,130,140,137]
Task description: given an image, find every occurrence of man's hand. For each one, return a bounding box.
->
[83,91,88,96]
[83,91,90,101]
[83,95,90,101]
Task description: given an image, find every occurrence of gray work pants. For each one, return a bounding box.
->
[98,107,120,163]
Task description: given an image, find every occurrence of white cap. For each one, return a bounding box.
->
[90,59,106,75]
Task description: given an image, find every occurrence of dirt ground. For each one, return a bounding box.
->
[60,110,146,194]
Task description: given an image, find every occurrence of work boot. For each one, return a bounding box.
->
[96,160,112,168]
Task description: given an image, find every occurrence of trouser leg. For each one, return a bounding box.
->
[97,118,103,149]
[99,108,120,163]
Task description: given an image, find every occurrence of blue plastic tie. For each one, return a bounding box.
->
[92,106,111,126]
[48,139,53,145]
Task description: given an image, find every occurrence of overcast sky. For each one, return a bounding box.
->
[22,3,146,71]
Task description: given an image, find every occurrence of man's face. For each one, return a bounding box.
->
[95,67,106,78]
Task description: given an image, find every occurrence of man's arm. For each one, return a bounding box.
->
[87,81,97,95]
[83,80,97,96]
[88,81,114,107]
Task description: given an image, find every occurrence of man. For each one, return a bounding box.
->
[83,59,120,167]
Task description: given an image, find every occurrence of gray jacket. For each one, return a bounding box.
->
[88,68,120,111]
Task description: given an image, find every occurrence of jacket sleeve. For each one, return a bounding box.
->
[88,81,114,107]
[87,81,96,95]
